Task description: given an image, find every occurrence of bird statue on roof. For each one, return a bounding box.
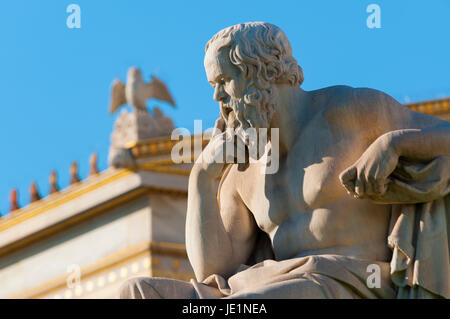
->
[107,67,177,169]
[109,67,176,114]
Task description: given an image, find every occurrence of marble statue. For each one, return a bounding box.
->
[108,67,176,168]
[119,22,450,299]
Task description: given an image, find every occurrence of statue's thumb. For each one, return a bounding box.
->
[212,117,225,137]
[339,166,357,193]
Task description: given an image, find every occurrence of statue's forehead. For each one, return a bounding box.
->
[204,47,230,80]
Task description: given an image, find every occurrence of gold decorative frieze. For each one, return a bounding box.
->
[405,97,450,117]
[127,134,210,159]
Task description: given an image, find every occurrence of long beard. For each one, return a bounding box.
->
[220,87,277,160]
[221,87,277,136]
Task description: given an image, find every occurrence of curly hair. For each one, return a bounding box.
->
[205,22,304,88]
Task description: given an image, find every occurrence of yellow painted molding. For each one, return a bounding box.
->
[0,134,207,230]
[0,160,192,234]
[149,241,188,258]
[0,187,151,258]
[405,97,450,116]
[129,134,209,159]
[0,169,133,232]
[9,240,189,299]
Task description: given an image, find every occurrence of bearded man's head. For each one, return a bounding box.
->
[204,22,303,139]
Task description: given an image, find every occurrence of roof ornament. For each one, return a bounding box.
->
[9,188,19,212]
[29,181,41,203]
[89,153,99,176]
[69,162,81,185]
[49,170,60,194]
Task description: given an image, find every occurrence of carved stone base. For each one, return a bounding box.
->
[108,108,175,168]
[108,147,135,168]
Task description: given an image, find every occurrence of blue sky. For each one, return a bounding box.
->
[0,0,449,215]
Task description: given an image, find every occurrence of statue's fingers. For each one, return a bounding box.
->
[339,166,357,195]
[373,178,389,195]
[354,172,366,198]
[370,166,391,195]
[365,174,378,196]
[212,117,225,138]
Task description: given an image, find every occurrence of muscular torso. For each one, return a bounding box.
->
[221,87,394,263]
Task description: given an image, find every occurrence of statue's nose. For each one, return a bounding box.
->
[213,83,227,102]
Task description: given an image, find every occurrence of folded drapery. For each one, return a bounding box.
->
[371,157,450,299]
[193,254,395,299]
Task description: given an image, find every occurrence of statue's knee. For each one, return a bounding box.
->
[118,277,139,299]
[118,277,159,299]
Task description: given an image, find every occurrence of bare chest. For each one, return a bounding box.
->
[238,131,354,232]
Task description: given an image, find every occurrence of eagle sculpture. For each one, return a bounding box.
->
[109,67,176,114]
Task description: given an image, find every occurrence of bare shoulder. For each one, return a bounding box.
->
[311,85,445,136]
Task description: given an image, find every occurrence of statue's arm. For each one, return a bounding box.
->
[339,89,450,198]
[389,123,450,160]
[186,165,257,282]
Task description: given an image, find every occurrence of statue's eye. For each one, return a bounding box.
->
[219,76,230,85]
